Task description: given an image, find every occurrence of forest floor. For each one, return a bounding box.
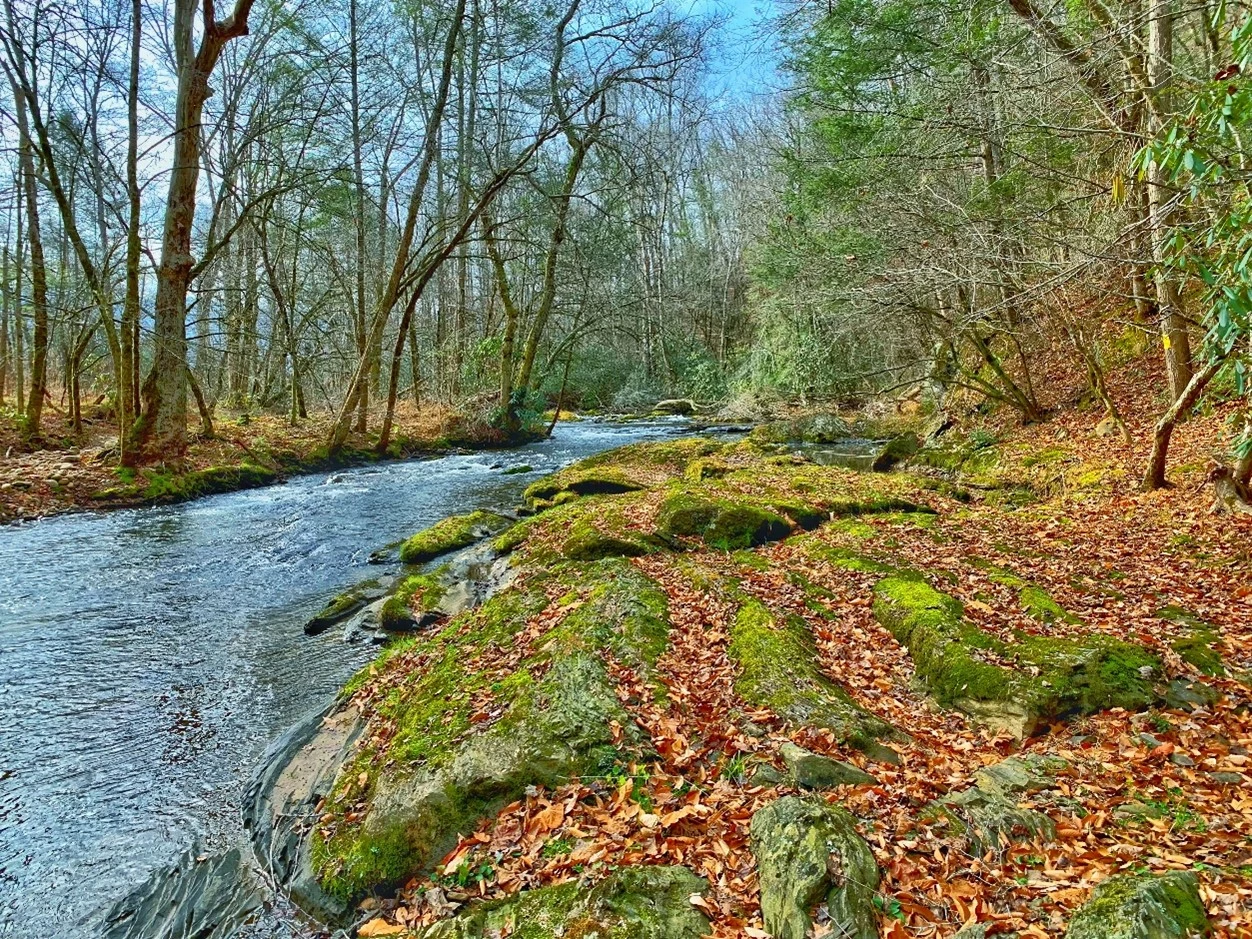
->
[299,337,1252,939]
[0,401,467,524]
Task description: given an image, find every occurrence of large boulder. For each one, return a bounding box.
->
[1064,871,1209,939]
[415,866,710,939]
[656,494,792,549]
[926,754,1066,857]
[312,561,671,905]
[750,797,879,939]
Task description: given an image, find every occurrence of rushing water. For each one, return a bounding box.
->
[0,419,691,936]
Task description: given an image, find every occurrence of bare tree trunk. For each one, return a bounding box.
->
[328,0,467,451]
[133,0,255,459]
[1145,0,1193,400]
[120,0,142,464]
[13,184,24,419]
[1142,355,1226,490]
[0,243,8,408]
[9,78,46,440]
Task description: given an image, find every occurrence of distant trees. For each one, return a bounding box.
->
[754,0,1252,486]
[0,0,742,459]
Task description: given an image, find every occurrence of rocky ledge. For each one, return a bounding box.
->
[230,435,1235,938]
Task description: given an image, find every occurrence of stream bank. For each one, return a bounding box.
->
[236,433,1248,938]
[0,419,689,936]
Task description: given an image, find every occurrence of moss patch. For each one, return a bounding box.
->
[379,571,448,630]
[399,510,512,564]
[657,493,793,550]
[415,865,709,939]
[729,598,895,755]
[873,573,1160,736]
[314,559,672,903]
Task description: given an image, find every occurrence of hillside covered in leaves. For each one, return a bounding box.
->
[255,408,1251,938]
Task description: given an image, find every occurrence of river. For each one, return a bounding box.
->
[0,419,690,936]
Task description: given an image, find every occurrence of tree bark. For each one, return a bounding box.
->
[9,74,46,440]
[1142,355,1226,490]
[132,0,255,459]
[1145,0,1194,399]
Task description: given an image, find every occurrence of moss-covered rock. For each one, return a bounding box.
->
[1063,871,1209,939]
[750,796,879,939]
[779,741,877,789]
[752,413,851,445]
[873,573,1160,737]
[924,753,1065,856]
[524,467,645,505]
[561,518,662,562]
[415,866,710,939]
[870,432,921,471]
[657,494,792,549]
[304,579,385,636]
[313,560,671,903]
[928,784,1056,857]
[378,571,448,631]
[729,599,897,757]
[399,510,513,564]
[1158,608,1228,677]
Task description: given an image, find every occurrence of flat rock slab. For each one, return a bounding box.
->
[97,845,264,939]
[780,741,877,789]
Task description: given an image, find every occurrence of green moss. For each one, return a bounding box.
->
[729,598,895,754]
[379,571,448,630]
[684,457,734,482]
[399,510,511,564]
[315,560,675,902]
[800,539,896,574]
[1064,871,1208,939]
[1020,585,1082,625]
[561,517,660,562]
[1170,629,1227,677]
[140,462,278,502]
[873,573,1160,734]
[657,493,792,550]
[1021,447,1069,468]
[415,865,710,939]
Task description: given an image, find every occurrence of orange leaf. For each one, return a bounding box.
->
[358,919,405,937]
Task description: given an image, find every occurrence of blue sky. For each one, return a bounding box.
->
[691,0,783,99]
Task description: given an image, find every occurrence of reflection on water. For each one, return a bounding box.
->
[0,420,686,934]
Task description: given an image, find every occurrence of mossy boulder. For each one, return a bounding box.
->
[561,518,662,562]
[752,413,851,445]
[415,866,710,939]
[524,467,646,506]
[870,432,921,471]
[928,784,1056,856]
[399,510,513,564]
[873,573,1161,737]
[1064,871,1209,939]
[657,494,791,549]
[729,599,897,758]
[750,796,879,939]
[304,579,385,636]
[378,571,447,631]
[925,753,1065,856]
[684,457,734,482]
[314,561,671,903]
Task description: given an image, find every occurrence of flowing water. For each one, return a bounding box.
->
[0,420,691,936]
